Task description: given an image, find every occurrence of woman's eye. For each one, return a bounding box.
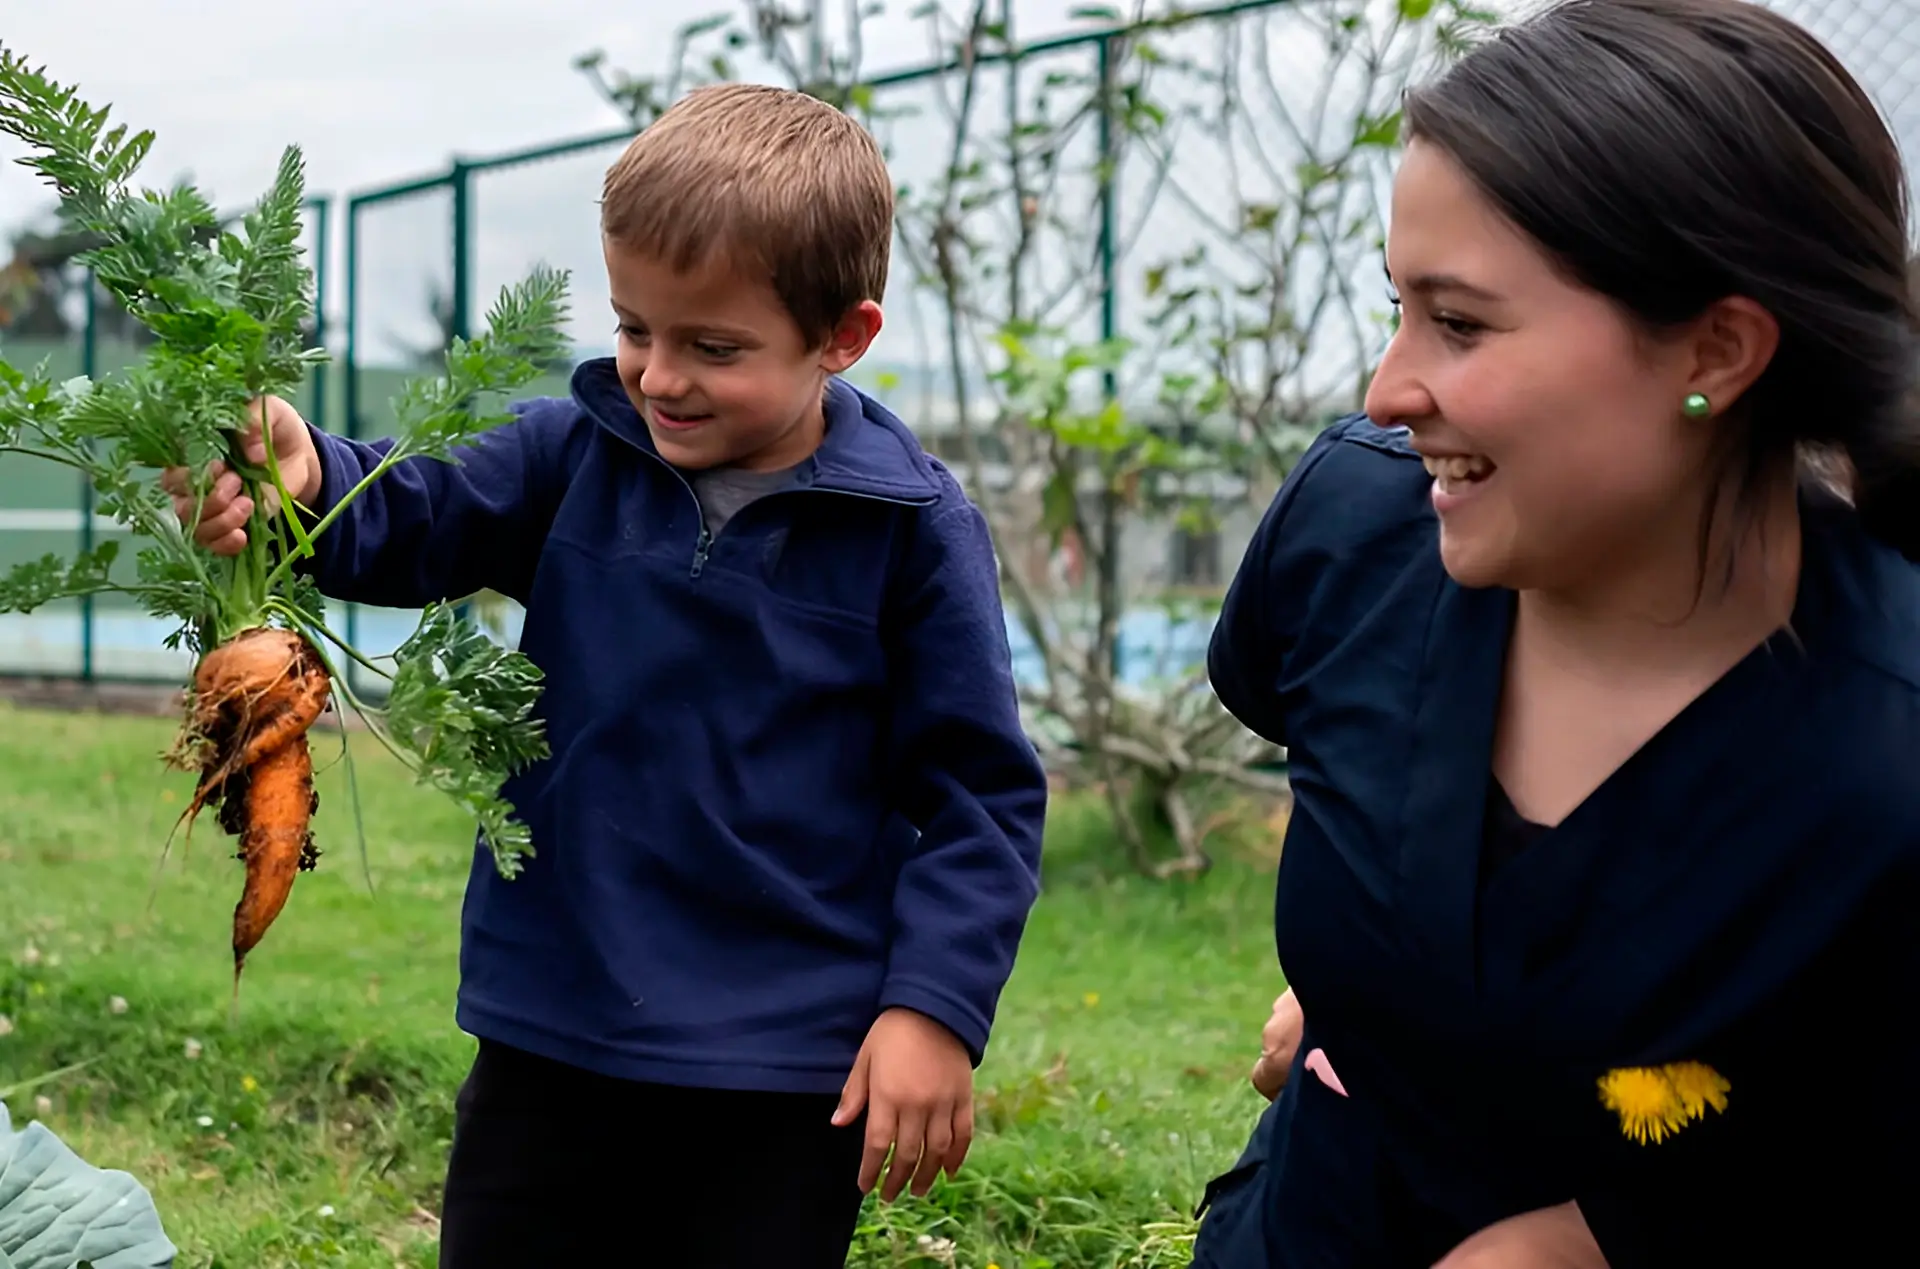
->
[697,343,739,358]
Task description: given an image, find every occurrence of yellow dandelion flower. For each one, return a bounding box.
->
[240,1074,259,1094]
[1597,1067,1690,1144]
[1083,992,1100,1008]
[1597,1062,1730,1144]
[1663,1061,1730,1118]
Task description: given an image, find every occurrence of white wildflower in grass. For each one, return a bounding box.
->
[33,1095,52,1118]
[21,942,40,966]
[196,1115,214,1128]
[318,1205,336,1218]
[108,995,128,1015]
[0,1015,14,1037]
[183,1037,203,1060]
[914,1234,957,1263]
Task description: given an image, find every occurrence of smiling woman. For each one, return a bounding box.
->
[1190,1,1920,1266]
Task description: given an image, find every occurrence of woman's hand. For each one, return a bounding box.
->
[1251,988,1304,1100]
[1433,1203,1609,1269]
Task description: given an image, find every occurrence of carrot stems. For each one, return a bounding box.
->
[259,460,390,596]
[259,414,315,563]
[268,601,390,681]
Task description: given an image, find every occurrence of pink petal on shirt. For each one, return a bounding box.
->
[1304,1047,1348,1097]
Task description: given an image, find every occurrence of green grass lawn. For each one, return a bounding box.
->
[0,700,1285,1268]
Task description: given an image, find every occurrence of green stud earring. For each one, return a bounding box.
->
[1683,392,1712,419]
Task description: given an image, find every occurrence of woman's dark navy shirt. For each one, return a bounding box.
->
[1198,414,1920,1267]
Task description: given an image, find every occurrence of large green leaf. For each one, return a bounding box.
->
[0,1103,175,1269]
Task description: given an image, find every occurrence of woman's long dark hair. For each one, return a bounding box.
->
[1404,0,1920,561]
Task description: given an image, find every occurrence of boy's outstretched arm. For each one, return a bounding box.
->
[833,487,1049,1203]
[164,394,586,610]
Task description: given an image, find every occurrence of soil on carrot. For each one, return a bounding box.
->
[0,702,1283,1268]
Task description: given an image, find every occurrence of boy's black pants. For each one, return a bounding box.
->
[438,1038,869,1268]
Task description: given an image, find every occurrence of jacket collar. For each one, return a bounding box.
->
[570,357,941,503]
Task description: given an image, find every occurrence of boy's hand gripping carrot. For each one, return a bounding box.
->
[160,396,323,558]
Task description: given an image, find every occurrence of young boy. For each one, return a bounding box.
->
[166,83,1048,1267]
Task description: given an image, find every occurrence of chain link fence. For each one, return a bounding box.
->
[1765,0,1920,175]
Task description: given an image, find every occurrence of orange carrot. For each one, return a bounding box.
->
[167,625,332,1003]
[228,730,319,968]
[181,628,330,826]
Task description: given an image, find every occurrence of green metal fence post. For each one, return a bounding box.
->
[1004,0,1022,318]
[1096,36,1118,379]
[451,160,472,341]
[451,161,473,630]
[342,194,362,697]
[80,271,97,682]
[343,197,361,442]
[1096,34,1122,679]
[309,196,331,431]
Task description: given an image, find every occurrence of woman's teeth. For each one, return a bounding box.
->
[1422,454,1494,490]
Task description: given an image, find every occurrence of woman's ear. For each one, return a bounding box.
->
[1683,296,1780,414]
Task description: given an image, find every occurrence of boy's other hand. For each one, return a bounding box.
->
[833,1007,974,1203]
[160,396,321,557]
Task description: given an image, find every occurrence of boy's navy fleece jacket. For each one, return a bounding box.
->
[301,357,1048,1093]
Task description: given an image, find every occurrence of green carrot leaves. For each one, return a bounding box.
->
[0,542,121,614]
[385,603,550,877]
[0,43,570,879]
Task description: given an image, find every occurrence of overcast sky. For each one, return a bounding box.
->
[0,0,1106,220]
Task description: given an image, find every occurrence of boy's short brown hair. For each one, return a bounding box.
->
[601,83,894,348]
